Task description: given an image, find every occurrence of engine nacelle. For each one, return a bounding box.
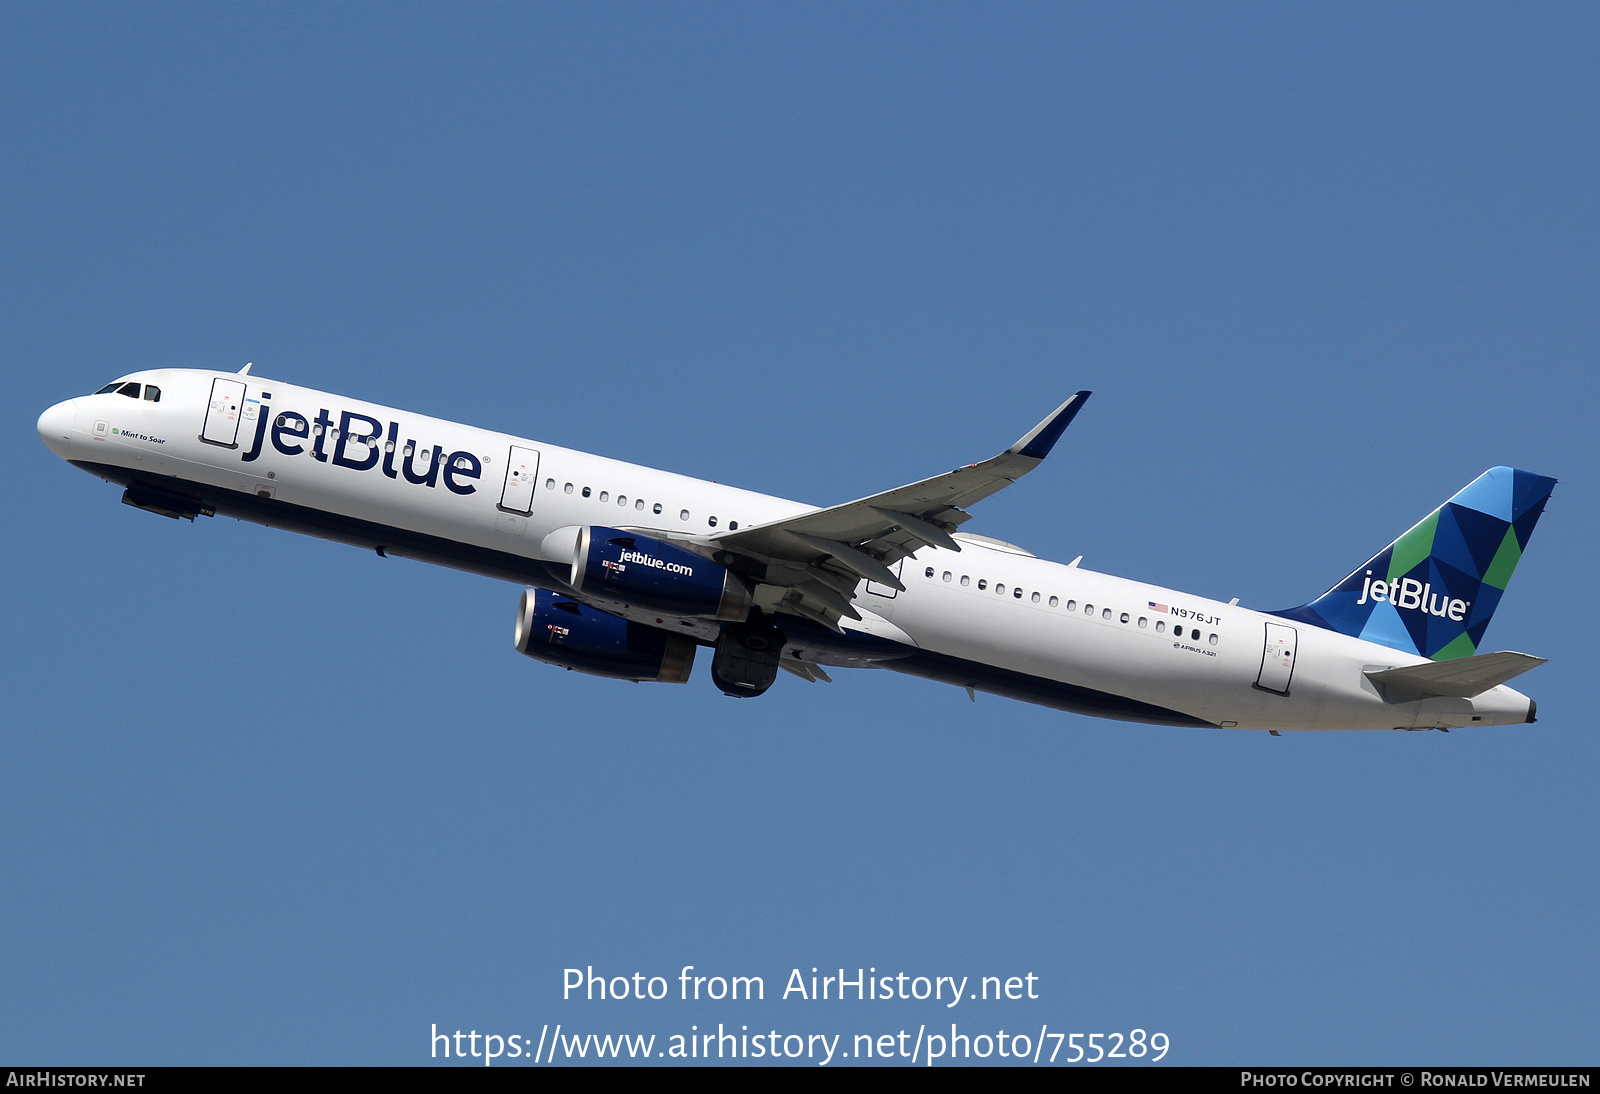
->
[541,525,751,621]
[514,589,696,682]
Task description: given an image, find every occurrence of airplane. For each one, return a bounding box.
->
[37,365,1553,732]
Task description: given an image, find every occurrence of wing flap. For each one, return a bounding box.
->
[779,656,834,683]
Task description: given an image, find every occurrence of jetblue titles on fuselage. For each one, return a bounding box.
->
[241,395,482,496]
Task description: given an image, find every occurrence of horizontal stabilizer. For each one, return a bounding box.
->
[1365,651,1547,701]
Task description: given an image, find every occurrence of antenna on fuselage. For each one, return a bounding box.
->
[238,362,253,375]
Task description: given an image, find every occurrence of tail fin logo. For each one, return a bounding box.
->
[1277,467,1555,661]
[1356,573,1468,621]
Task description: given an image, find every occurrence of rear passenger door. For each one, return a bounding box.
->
[1256,622,1297,694]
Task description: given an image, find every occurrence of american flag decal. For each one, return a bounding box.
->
[1148,601,1168,613]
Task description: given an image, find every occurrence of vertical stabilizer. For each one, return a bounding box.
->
[1277,467,1555,660]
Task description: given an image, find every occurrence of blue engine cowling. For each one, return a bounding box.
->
[514,589,697,682]
[542,525,751,622]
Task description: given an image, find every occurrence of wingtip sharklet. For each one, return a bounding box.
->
[1012,390,1091,460]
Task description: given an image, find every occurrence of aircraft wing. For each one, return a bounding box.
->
[706,391,1091,628]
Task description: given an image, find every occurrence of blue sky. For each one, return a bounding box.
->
[2,3,1595,1065]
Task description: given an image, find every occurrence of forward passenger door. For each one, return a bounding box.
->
[200,377,247,447]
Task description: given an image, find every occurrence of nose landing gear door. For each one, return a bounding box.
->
[499,446,540,514]
[1256,622,1297,695]
[201,377,247,448]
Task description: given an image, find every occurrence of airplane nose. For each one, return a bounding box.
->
[37,399,77,459]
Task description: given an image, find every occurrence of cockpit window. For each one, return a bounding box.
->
[94,382,123,394]
[143,385,160,402]
[117,383,141,398]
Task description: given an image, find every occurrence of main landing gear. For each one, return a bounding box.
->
[711,613,787,698]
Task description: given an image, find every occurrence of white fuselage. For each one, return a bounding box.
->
[37,368,1536,731]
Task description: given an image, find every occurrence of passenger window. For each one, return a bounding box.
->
[995,583,1005,595]
[943,571,952,582]
[454,456,470,469]
[565,483,574,494]
[708,516,717,527]
[582,487,591,497]
[94,382,122,394]
[1209,633,1218,645]
[1065,599,1075,611]
[978,580,987,590]
[1120,612,1129,623]
[653,503,662,514]
[1031,592,1040,603]
[599,491,609,502]
[1014,588,1023,599]
[1191,628,1201,640]
[926,567,935,578]
[728,520,737,529]
[118,382,140,398]
[960,575,970,587]
[1102,608,1111,620]
[1156,621,1166,633]
[546,479,555,489]
[1138,617,1147,628]
[618,495,627,506]
[637,499,646,511]
[1084,603,1093,614]
[1049,596,1059,607]
[143,385,160,402]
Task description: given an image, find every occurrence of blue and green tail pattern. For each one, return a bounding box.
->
[1276,467,1555,661]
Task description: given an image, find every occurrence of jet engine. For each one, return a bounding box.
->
[513,589,697,683]
[541,525,751,621]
